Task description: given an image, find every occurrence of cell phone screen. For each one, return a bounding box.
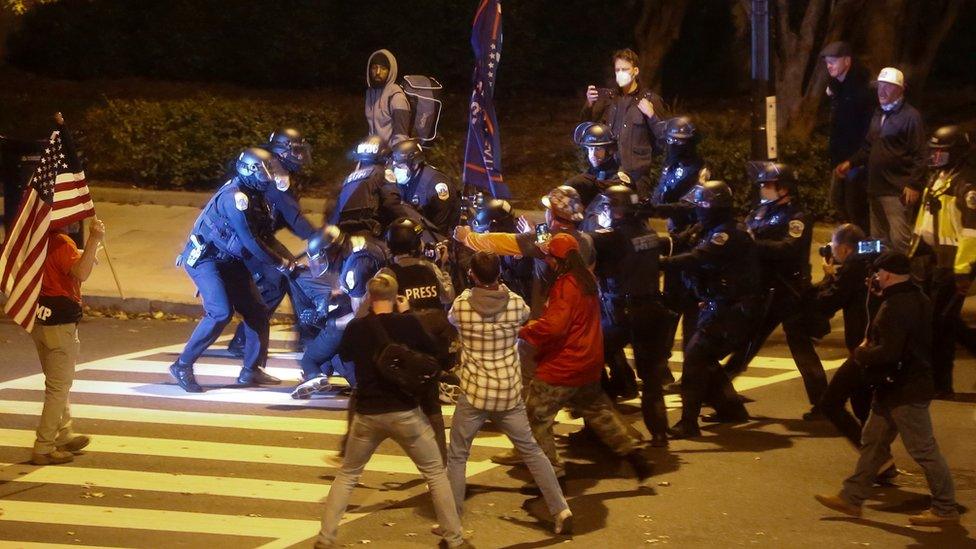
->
[535,223,551,244]
[857,240,882,254]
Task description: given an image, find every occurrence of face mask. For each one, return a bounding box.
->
[393,166,411,185]
[615,70,633,88]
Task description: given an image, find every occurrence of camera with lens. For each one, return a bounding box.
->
[459,193,486,226]
[818,243,833,260]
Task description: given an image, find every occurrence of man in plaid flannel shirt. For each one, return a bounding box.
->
[445,252,573,535]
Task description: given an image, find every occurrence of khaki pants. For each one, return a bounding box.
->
[31,323,79,454]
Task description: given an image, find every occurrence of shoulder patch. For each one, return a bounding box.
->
[350,235,367,252]
[710,232,729,246]
[435,182,450,201]
[788,219,805,238]
[344,270,356,290]
[384,168,397,184]
[966,190,976,210]
[617,172,632,185]
[234,191,249,211]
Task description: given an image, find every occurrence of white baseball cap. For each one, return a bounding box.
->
[876,67,905,87]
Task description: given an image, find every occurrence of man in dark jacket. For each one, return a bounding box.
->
[815,251,959,526]
[836,67,927,253]
[822,42,873,231]
[582,48,667,190]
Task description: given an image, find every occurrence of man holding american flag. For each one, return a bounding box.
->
[0,113,100,465]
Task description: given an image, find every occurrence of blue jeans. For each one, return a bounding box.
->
[841,400,958,516]
[447,395,568,518]
[178,259,269,370]
[318,408,464,547]
[868,194,912,254]
[300,324,355,386]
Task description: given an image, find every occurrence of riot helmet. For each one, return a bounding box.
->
[385,217,424,256]
[471,199,516,233]
[574,122,616,169]
[267,128,311,172]
[390,139,425,184]
[664,116,698,163]
[600,184,639,220]
[235,148,275,191]
[928,125,971,169]
[306,225,343,278]
[748,160,797,200]
[682,180,734,228]
[351,135,391,166]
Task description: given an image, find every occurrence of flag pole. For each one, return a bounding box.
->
[98,237,125,300]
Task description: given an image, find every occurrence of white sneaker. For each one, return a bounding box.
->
[291,376,329,399]
[554,508,574,534]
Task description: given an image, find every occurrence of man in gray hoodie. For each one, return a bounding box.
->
[365,49,412,146]
[445,252,573,535]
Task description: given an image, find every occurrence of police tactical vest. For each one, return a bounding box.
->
[334,165,384,221]
[598,222,660,298]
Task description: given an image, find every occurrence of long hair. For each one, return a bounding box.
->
[555,249,598,296]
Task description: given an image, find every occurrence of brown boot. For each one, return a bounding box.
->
[31,449,74,465]
[814,493,862,518]
[908,509,960,526]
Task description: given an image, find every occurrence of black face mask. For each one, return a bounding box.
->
[696,207,730,230]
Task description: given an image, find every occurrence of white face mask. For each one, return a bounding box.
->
[615,70,633,88]
[393,166,411,185]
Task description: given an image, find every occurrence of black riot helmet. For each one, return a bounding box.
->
[350,135,391,165]
[573,122,616,148]
[682,180,734,229]
[748,161,797,193]
[928,125,971,169]
[385,217,424,255]
[267,128,311,172]
[235,147,276,191]
[306,225,343,278]
[665,116,698,146]
[471,199,516,233]
[391,138,426,168]
[600,184,639,219]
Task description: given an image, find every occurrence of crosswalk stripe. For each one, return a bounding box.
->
[0,428,496,476]
[0,400,514,449]
[0,462,328,503]
[0,500,320,546]
[79,358,315,383]
[0,543,134,549]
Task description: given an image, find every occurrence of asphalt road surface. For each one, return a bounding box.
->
[1,316,974,548]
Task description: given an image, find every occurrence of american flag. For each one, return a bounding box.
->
[0,129,95,331]
[462,0,510,198]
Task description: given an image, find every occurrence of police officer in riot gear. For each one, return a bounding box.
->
[329,135,418,232]
[227,128,317,357]
[470,198,533,299]
[590,185,676,446]
[721,162,827,418]
[390,138,460,239]
[910,125,975,396]
[170,148,293,392]
[293,222,389,399]
[565,122,632,232]
[660,180,757,438]
[648,116,709,371]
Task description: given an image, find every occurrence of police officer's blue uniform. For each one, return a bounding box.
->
[170,149,289,393]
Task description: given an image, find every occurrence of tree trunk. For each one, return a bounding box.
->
[772,0,828,140]
[633,0,691,93]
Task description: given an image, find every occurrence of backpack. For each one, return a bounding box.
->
[398,75,443,144]
[372,315,441,395]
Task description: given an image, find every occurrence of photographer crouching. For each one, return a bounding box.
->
[815,251,959,525]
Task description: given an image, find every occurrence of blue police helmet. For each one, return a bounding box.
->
[267,128,311,171]
[236,148,276,191]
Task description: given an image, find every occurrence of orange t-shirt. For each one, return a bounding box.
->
[41,232,82,303]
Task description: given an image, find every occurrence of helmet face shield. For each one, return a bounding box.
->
[284,140,312,168]
[681,185,707,207]
[929,148,949,168]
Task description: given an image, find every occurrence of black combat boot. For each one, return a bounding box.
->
[169,362,203,393]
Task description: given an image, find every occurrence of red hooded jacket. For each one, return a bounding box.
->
[518,272,604,386]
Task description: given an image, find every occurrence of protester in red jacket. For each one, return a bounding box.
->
[517,233,652,484]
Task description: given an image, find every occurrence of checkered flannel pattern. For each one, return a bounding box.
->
[448,286,530,411]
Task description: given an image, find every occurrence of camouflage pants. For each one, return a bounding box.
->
[525,378,637,476]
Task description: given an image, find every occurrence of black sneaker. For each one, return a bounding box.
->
[237,367,281,386]
[169,362,203,393]
[700,411,749,424]
[802,407,827,421]
[625,451,654,484]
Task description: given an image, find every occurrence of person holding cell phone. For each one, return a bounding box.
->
[582,48,668,193]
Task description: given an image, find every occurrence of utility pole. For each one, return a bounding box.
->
[750,0,777,161]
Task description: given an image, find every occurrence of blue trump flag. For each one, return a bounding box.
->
[462,0,510,198]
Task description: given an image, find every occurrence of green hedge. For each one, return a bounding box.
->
[78,98,342,188]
